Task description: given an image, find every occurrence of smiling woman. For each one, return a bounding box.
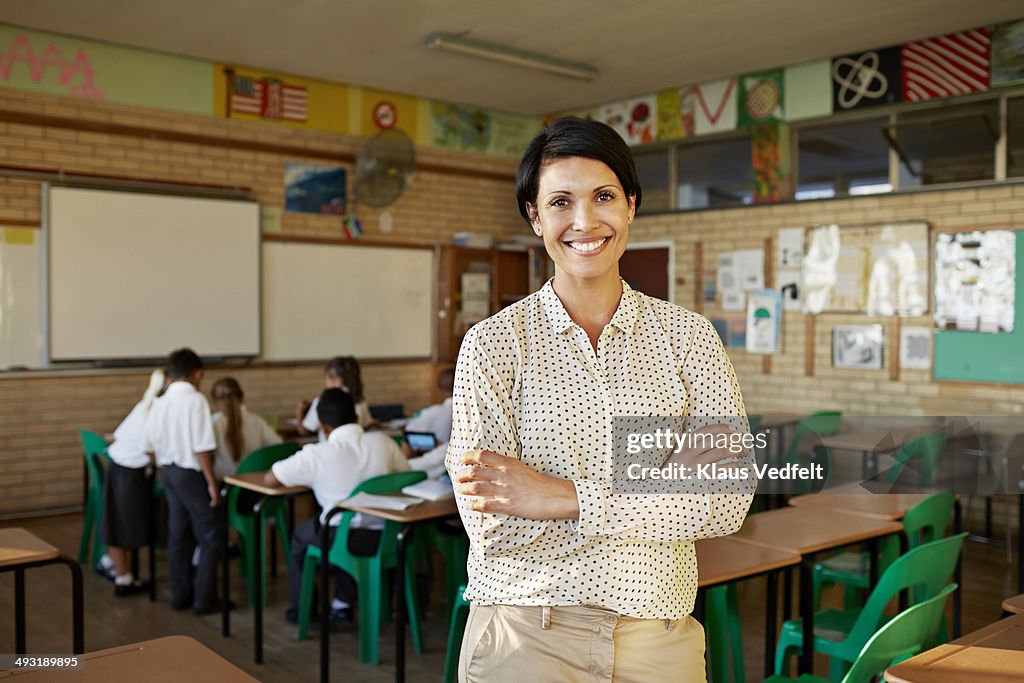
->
[445,118,756,683]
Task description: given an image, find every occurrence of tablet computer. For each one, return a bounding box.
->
[404,431,439,451]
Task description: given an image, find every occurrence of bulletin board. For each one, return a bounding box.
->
[933,230,1024,384]
[0,227,43,370]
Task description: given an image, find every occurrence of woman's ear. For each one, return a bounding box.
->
[627,194,636,223]
[526,203,542,235]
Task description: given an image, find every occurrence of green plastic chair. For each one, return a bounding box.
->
[774,533,966,680]
[761,583,957,683]
[443,583,470,683]
[886,432,946,488]
[426,518,469,617]
[706,583,745,683]
[297,470,428,665]
[814,491,955,610]
[77,429,112,565]
[227,442,302,607]
[782,412,841,493]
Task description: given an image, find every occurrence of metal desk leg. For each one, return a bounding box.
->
[765,571,778,679]
[58,556,84,653]
[782,567,793,620]
[396,525,412,683]
[14,567,25,654]
[799,557,814,675]
[955,498,963,638]
[253,497,266,664]
[221,486,230,637]
[1017,494,1023,595]
[320,507,344,683]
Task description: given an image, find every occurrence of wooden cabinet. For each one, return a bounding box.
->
[434,245,550,363]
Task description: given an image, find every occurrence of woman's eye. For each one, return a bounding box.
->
[549,198,569,208]
[597,192,615,202]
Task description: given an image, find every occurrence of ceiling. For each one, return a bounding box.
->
[1,0,1021,115]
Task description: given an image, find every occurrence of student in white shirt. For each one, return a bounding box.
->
[265,388,408,628]
[295,356,373,441]
[210,377,282,478]
[101,368,165,596]
[405,367,455,478]
[144,348,224,615]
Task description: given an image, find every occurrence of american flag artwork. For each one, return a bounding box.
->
[901,28,991,102]
[231,76,308,122]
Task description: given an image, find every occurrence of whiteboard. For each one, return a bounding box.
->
[0,228,44,369]
[262,241,433,360]
[47,187,261,361]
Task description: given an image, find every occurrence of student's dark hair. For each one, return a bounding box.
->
[515,117,642,225]
[326,356,364,404]
[437,367,456,394]
[166,348,203,379]
[211,377,245,463]
[317,388,356,429]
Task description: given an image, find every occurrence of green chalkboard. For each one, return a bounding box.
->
[933,230,1023,384]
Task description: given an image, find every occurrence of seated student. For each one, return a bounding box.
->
[404,367,455,478]
[295,356,373,441]
[265,387,409,628]
[144,348,224,615]
[210,377,282,479]
[101,368,166,596]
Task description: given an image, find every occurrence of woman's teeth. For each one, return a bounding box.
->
[567,238,608,252]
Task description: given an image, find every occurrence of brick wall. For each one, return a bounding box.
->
[0,86,520,516]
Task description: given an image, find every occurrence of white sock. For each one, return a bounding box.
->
[331,599,349,610]
[99,554,114,569]
[114,572,135,586]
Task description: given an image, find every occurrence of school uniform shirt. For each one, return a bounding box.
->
[108,400,153,469]
[143,381,216,471]
[271,422,410,528]
[212,405,283,479]
[408,443,448,479]
[445,279,755,620]
[404,397,453,442]
[302,396,373,442]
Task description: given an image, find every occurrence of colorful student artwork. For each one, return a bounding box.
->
[901,28,990,102]
[693,79,737,136]
[934,230,1016,333]
[430,101,491,152]
[752,123,788,203]
[230,74,307,122]
[284,163,347,215]
[488,111,542,157]
[746,289,782,354]
[832,324,884,370]
[865,223,929,317]
[598,96,657,145]
[831,47,902,111]
[899,326,932,370]
[803,225,840,314]
[727,316,747,348]
[656,87,696,141]
[739,70,784,126]
[992,19,1024,86]
[0,31,103,99]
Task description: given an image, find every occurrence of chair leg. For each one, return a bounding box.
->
[405,556,424,655]
[443,591,469,683]
[78,498,95,564]
[297,551,319,641]
[360,563,382,664]
[725,584,744,683]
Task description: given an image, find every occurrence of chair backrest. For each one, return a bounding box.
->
[236,442,302,474]
[902,491,955,548]
[887,432,946,487]
[841,584,957,683]
[846,533,966,648]
[783,411,841,493]
[78,429,111,494]
[329,470,428,564]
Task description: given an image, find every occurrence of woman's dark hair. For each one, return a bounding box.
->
[211,377,245,463]
[515,117,642,225]
[326,356,364,404]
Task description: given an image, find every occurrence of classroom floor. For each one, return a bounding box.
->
[0,508,1018,682]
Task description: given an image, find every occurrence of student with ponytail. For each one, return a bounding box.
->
[210,377,282,479]
[295,356,373,441]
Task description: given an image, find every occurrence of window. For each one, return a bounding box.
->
[796,117,890,199]
[1008,96,1024,179]
[633,147,670,213]
[887,100,998,187]
[675,135,753,209]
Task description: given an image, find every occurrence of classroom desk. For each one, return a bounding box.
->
[323,496,459,683]
[884,614,1024,682]
[695,536,801,678]
[0,635,257,681]
[1003,594,1024,615]
[0,528,83,655]
[817,427,937,480]
[729,507,903,676]
[221,473,309,665]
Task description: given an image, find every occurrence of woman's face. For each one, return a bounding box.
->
[324,370,344,389]
[527,156,633,286]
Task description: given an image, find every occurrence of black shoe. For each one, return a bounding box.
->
[114,580,150,597]
[193,599,237,616]
[327,607,354,632]
[93,562,116,583]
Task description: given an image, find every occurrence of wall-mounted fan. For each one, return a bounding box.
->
[346,128,415,237]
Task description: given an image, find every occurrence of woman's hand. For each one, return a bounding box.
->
[665,423,748,473]
[452,449,579,521]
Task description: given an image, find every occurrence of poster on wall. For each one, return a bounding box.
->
[901,28,990,103]
[777,270,801,311]
[900,326,932,370]
[803,224,840,314]
[598,96,656,145]
[430,101,491,152]
[734,248,765,290]
[777,227,804,269]
[738,69,784,126]
[865,223,929,317]
[693,78,737,136]
[991,19,1024,87]
[656,87,695,141]
[934,231,1016,333]
[831,47,902,112]
[832,324,884,370]
[746,289,782,354]
[284,164,347,215]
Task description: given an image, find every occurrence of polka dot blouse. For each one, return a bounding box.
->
[445,279,755,620]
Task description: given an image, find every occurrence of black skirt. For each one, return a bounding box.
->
[100,461,155,549]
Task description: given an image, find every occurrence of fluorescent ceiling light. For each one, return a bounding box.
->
[426,32,597,81]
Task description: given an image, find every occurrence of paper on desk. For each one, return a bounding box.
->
[344,492,420,511]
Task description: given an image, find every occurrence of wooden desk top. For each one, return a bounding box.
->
[757,413,805,429]
[1003,594,1024,616]
[337,497,459,523]
[223,472,308,497]
[0,528,60,568]
[730,507,902,555]
[695,536,800,588]
[818,428,939,454]
[789,493,935,521]
[0,635,257,680]
[884,614,1024,682]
